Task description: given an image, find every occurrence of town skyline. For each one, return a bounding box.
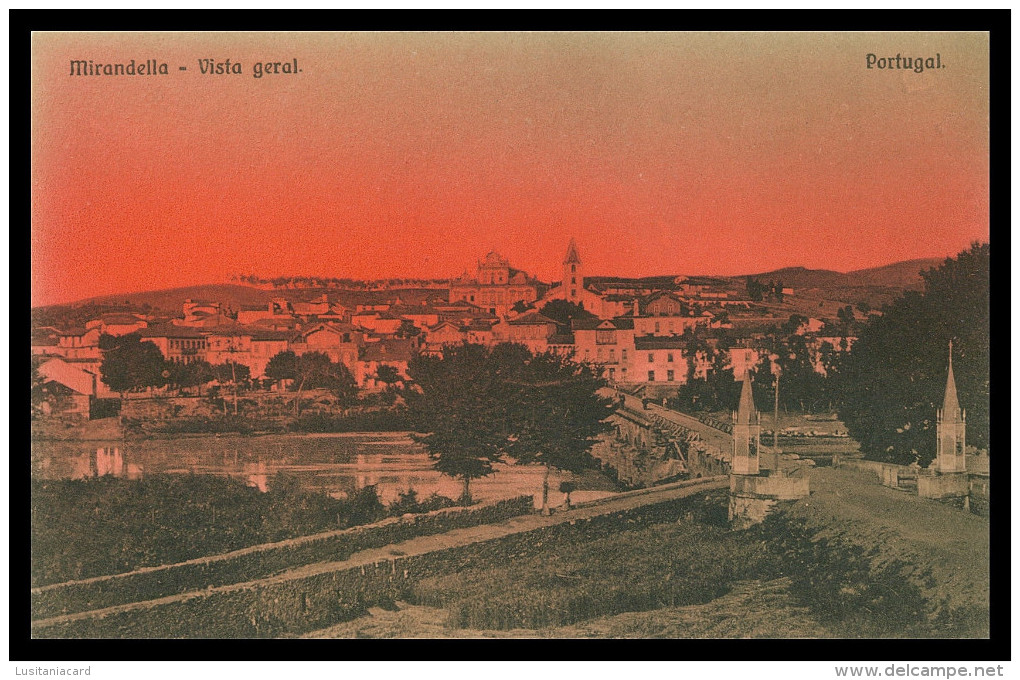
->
[32,244,959,310]
[32,31,989,308]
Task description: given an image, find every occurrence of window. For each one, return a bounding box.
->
[609,368,616,381]
[622,349,628,361]
[655,322,660,333]
[667,370,675,382]
[571,289,576,298]
[571,264,576,273]
[622,368,628,378]
[596,330,616,345]
[609,349,615,361]
[571,277,576,284]
[648,370,656,382]
[667,353,674,363]
[648,353,654,363]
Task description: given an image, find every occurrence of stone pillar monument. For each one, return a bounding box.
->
[936,341,967,474]
[728,372,809,528]
[731,372,761,476]
[918,341,970,508]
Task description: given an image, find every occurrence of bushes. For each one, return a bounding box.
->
[288,409,415,433]
[124,409,417,436]
[388,489,458,515]
[31,492,536,620]
[30,474,387,587]
[133,415,288,436]
[753,513,986,638]
[409,507,781,630]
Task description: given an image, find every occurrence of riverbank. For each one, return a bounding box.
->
[31,405,419,442]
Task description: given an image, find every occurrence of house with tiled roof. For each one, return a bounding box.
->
[288,322,363,370]
[54,326,103,361]
[139,324,209,365]
[178,299,233,328]
[87,313,149,335]
[633,335,688,385]
[31,327,62,357]
[34,357,98,419]
[572,317,635,384]
[356,338,414,388]
[492,311,559,353]
[351,309,403,336]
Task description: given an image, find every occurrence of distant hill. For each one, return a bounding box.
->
[32,283,452,318]
[34,257,946,319]
[38,284,278,315]
[843,258,945,288]
[747,258,943,292]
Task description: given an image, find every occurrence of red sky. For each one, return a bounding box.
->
[31,31,990,307]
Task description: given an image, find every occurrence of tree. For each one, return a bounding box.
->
[559,481,577,509]
[375,364,402,386]
[99,334,169,399]
[406,343,508,504]
[745,276,767,302]
[408,342,613,509]
[283,352,357,414]
[782,314,808,336]
[511,300,533,315]
[182,360,215,396]
[395,319,421,339]
[836,243,989,465]
[323,360,358,406]
[213,361,251,415]
[774,280,785,303]
[265,350,298,390]
[538,299,597,329]
[499,349,613,514]
[836,305,856,335]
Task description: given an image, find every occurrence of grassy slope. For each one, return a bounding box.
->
[304,466,988,639]
[303,578,829,638]
[783,467,990,618]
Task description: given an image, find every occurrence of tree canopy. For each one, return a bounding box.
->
[407,342,612,505]
[266,350,358,412]
[99,333,168,396]
[836,242,989,465]
[538,299,598,329]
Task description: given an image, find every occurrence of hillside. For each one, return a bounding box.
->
[33,257,944,318]
[843,258,943,288]
[747,258,941,292]
[32,284,451,319]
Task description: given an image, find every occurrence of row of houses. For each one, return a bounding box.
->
[32,241,855,412]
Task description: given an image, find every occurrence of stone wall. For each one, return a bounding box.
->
[32,495,535,620]
[32,491,712,639]
[837,458,912,488]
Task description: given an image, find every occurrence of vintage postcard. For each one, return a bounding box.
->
[29,29,991,649]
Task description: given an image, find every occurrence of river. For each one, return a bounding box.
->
[30,433,617,508]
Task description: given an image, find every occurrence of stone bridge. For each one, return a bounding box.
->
[592,388,790,486]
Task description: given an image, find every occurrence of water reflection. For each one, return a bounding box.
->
[31,434,615,508]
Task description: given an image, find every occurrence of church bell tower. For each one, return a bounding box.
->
[563,238,583,304]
